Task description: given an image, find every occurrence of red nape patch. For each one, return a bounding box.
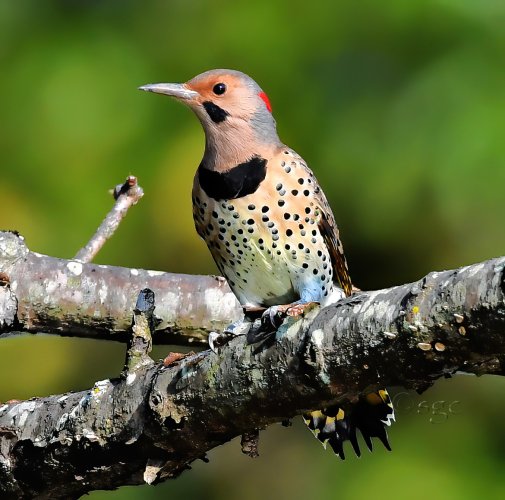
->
[258,91,272,113]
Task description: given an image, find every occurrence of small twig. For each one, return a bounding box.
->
[123,288,155,375]
[74,175,144,263]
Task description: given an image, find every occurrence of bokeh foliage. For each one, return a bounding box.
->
[1,1,504,498]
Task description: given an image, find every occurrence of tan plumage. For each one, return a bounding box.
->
[140,69,394,459]
[192,146,349,308]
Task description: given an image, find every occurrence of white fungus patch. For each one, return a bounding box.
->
[204,287,238,318]
[126,373,136,385]
[92,379,111,396]
[67,261,83,276]
[45,280,58,294]
[69,405,81,420]
[130,269,139,276]
[56,413,69,431]
[8,400,38,419]
[81,428,100,442]
[18,411,29,427]
[319,371,330,385]
[157,292,180,322]
[311,329,324,348]
[417,342,432,351]
[147,270,165,277]
[465,262,485,278]
[144,460,164,485]
[491,259,505,292]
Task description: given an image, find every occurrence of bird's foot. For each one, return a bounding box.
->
[208,317,253,353]
[285,301,319,317]
[263,301,319,323]
[246,301,319,345]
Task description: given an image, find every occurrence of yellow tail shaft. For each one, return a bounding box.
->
[303,389,395,459]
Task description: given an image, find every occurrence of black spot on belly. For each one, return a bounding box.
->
[202,101,229,123]
[198,156,267,200]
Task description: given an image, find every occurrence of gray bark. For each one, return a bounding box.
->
[0,233,504,498]
[0,231,242,345]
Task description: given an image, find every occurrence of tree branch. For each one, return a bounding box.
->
[0,254,504,498]
[74,176,144,264]
[0,231,242,345]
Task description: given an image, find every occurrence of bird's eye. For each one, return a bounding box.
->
[213,83,227,95]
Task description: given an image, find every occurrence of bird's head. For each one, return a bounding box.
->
[140,69,281,166]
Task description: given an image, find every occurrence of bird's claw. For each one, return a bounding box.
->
[262,305,286,329]
[246,302,319,346]
[244,306,285,345]
[209,318,252,353]
[209,332,231,353]
[213,303,319,349]
[260,302,315,326]
[224,319,253,336]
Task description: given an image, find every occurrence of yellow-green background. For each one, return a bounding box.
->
[1,1,504,498]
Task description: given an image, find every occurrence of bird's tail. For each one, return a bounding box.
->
[303,389,395,459]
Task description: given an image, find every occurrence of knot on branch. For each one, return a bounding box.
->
[0,231,28,267]
[241,430,260,458]
[0,233,21,331]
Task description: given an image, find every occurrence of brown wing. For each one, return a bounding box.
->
[314,187,353,297]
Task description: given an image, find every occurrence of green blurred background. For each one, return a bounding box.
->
[1,0,505,498]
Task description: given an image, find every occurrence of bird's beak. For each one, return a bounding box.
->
[138,83,198,101]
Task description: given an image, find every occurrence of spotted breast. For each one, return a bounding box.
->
[192,147,349,309]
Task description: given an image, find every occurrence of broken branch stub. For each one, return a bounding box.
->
[74,175,144,263]
[123,288,156,375]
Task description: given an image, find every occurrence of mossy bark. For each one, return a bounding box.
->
[0,239,504,498]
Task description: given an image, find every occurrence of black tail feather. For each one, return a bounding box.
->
[303,389,395,459]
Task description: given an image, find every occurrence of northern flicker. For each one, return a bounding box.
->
[140,69,394,459]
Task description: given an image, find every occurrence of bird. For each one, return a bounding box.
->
[140,69,394,459]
